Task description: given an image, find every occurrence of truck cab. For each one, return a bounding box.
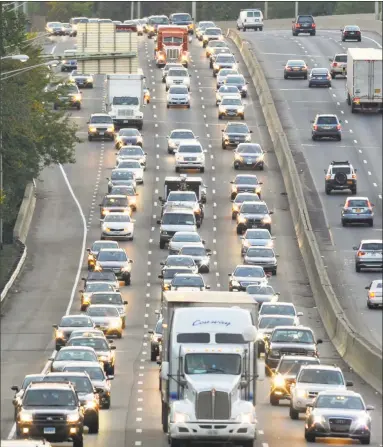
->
[156,25,189,68]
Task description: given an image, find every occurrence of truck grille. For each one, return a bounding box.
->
[118,109,133,117]
[33,413,67,422]
[166,48,180,60]
[329,418,352,433]
[196,390,230,420]
[280,348,309,356]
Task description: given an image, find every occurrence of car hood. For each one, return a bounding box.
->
[233,275,266,284]
[167,76,189,82]
[90,122,113,128]
[270,342,315,350]
[117,155,145,162]
[171,286,205,291]
[161,224,197,232]
[102,222,132,230]
[78,392,96,403]
[58,326,91,335]
[169,241,202,248]
[220,104,241,109]
[97,260,126,268]
[239,213,267,219]
[295,383,346,391]
[168,93,189,98]
[245,255,276,263]
[22,406,74,414]
[244,238,271,247]
[92,379,108,390]
[313,408,366,419]
[90,316,121,325]
[169,138,197,146]
[176,152,204,158]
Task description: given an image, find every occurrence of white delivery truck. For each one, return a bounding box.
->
[159,291,260,447]
[346,48,383,113]
[106,70,145,129]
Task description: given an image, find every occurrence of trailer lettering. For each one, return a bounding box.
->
[192,320,231,327]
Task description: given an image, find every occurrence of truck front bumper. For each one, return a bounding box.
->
[169,421,256,442]
[113,119,143,129]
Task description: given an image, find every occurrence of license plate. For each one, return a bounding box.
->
[354,209,362,213]
[246,161,252,164]
[123,120,129,123]
[350,32,355,34]
[44,428,55,434]
[323,126,332,129]
[207,430,218,435]
[293,68,300,71]
[99,132,104,135]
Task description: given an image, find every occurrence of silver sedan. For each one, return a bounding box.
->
[168,231,204,255]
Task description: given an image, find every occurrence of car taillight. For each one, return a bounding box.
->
[313,125,318,131]
[327,75,331,80]
[332,62,338,67]
[312,24,316,28]
[336,124,341,130]
[357,251,365,257]
[369,291,376,298]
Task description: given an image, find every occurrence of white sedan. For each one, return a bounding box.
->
[216,68,239,88]
[101,212,135,241]
[116,146,147,169]
[216,86,241,106]
[168,231,204,255]
[116,160,144,184]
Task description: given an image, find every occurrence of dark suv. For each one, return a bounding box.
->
[324,161,357,195]
[16,381,84,446]
[292,15,316,36]
[311,114,342,141]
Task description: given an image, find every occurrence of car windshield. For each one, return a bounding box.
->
[208,41,226,47]
[237,145,261,154]
[226,124,249,133]
[87,306,119,317]
[111,186,135,195]
[112,97,139,106]
[63,85,78,94]
[332,166,351,174]
[111,171,135,180]
[278,359,319,375]
[98,251,127,262]
[233,266,264,277]
[91,242,118,252]
[316,395,364,410]
[90,115,112,124]
[241,204,267,213]
[298,16,313,22]
[221,98,242,105]
[170,131,195,139]
[64,366,105,381]
[347,200,369,207]
[162,213,195,225]
[169,69,188,77]
[166,256,194,267]
[178,145,202,153]
[236,176,258,185]
[272,329,314,343]
[103,215,131,223]
[361,242,382,251]
[119,129,140,136]
[259,316,295,329]
[219,86,239,93]
[91,293,123,304]
[69,330,103,338]
[103,197,128,207]
[245,230,270,239]
[24,389,77,407]
[55,349,97,362]
[74,73,90,77]
[172,13,191,21]
[165,64,182,71]
[206,28,222,35]
[69,338,110,351]
[150,16,169,24]
[163,268,192,279]
[235,194,259,203]
[43,376,93,393]
[219,71,237,78]
[217,55,235,62]
[226,76,245,84]
[85,283,114,292]
[119,147,144,156]
[247,285,275,295]
[299,369,344,384]
[317,116,338,125]
[287,60,305,66]
[261,305,295,316]
[118,161,141,169]
[335,55,347,62]
[181,246,206,256]
[247,248,274,257]
[168,192,196,202]
[173,233,200,242]
[60,317,92,327]
[172,275,204,287]
[185,353,240,374]
[345,26,360,31]
[87,272,116,281]
[169,86,188,94]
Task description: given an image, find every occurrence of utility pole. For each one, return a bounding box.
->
[192,1,197,21]
[137,1,141,19]
[264,1,268,20]
[131,1,134,20]
[375,1,380,19]
[295,1,299,18]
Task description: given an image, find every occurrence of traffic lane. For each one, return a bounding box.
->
[0,165,84,439]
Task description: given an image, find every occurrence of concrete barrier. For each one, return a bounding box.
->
[13,182,36,245]
[217,13,382,36]
[227,29,382,394]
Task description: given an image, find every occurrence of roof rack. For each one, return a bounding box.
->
[331,161,350,165]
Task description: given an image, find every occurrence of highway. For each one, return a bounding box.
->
[0,29,382,447]
[241,28,383,351]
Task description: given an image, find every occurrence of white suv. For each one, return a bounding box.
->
[175,142,206,173]
[166,67,191,91]
[237,9,264,32]
[290,365,352,419]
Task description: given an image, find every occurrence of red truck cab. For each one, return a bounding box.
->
[155,25,189,68]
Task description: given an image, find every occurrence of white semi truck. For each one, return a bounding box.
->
[346,48,382,113]
[159,291,260,447]
[106,71,145,129]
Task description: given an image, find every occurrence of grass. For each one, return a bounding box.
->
[0,243,21,292]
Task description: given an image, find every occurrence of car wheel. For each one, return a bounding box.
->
[304,431,316,442]
[331,72,336,79]
[234,163,239,170]
[265,363,272,377]
[241,115,245,120]
[160,240,165,249]
[270,394,279,406]
[289,405,299,420]
[284,74,288,79]
[312,135,317,141]
[351,187,357,195]
[77,104,81,110]
[355,263,361,273]
[304,75,307,79]
[73,434,84,447]
[151,348,157,361]
[200,167,205,173]
[272,269,277,276]
[175,167,180,173]
[167,104,170,108]
[342,220,347,227]
[117,332,122,339]
[53,103,58,110]
[218,114,222,119]
[308,83,312,88]
[337,135,341,141]
[125,276,131,286]
[230,193,236,200]
[55,344,61,351]
[88,415,99,434]
[231,212,237,220]
[259,163,264,171]
[236,226,244,235]
[368,219,374,227]
[187,104,190,109]
[222,143,226,149]
[367,301,373,309]
[80,305,87,312]
[88,136,92,141]
[325,187,332,195]
[103,397,111,409]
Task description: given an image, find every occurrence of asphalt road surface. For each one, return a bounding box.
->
[242,28,383,351]
[1,31,382,447]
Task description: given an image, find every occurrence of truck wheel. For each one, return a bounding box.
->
[270,394,279,406]
[88,414,99,434]
[305,431,316,443]
[161,401,168,433]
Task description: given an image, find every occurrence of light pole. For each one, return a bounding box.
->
[1,54,29,62]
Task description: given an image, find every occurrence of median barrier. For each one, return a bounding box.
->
[227,29,382,394]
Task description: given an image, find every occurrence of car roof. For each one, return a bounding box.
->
[241,201,266,206]
[87,303,119,308]
[45,371,90,377]
[272,325,312,331]
[235,264,264,269]
[59,346,96,351]
[104,194,128,199]
[280,355,319,361]
[173,273,202,278]
[28,381,74,390]
[98,248,125,253]
[346,196,369,201]
[299,364,341,371]
[262,301,295,307]
[91,291,121,295]
[173,231,200,235]
[360,239,382,244]
[316,113,338,118]
[62,314,90,319]
[90,113,109,117]
[163,208,195,214]
[170,128,194,132]
[92,240,118,244]
[235,174,258,179]
[317,389,360,397]
[180,244,205,249]
[63,361,102,368]
[68,335,107,342]
[259,313,295,319]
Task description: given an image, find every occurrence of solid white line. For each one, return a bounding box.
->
[50,45,56,54]
[362,35,382,48]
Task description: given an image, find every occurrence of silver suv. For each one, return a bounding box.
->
[157,208,197,249]
[329,53,347,78]
[324,161,357,195]
[353,239,383,273]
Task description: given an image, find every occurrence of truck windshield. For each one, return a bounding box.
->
[164,37,183,44]
[185,353,241,375]
[113,97,139,106]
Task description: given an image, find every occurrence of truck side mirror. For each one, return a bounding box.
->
[240,379,248,389]
[179,377,187,387]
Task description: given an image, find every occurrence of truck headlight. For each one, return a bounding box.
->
[67,413,80,422]
[107,126,114,132]
[20,411,33,422]
[89,127,97,132]
[56,330,64,339]
[173,412,189,423]
[237,412,255,424]
[273,375,285,387]
[296,389,307,398]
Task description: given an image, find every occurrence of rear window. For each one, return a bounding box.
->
[376,282,383,289]
[298,16,314,23]
[317,116,338,125]
[335,55,347,63]
[347,200,369,207]
[361,242,382,251]
[246,11,261,17]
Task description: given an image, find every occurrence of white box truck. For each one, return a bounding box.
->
[106,71,144,129]
[346,48,383,113]
[159,291,260,447]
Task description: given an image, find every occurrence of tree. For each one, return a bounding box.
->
[0,6,79,241]
[46,1,94,21]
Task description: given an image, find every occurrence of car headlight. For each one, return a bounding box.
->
[232,204,239,211]
[273,375,285,387]
[87,77,93,82]
[238,107,245,113]
[270,349,280,357]
[237,412,255,424]
[296,389,307,398]
[73,94,81,101]
[67,413,80,422]
[163,284,171,290]
[312,415,325,425]
[129,197,136,204]
[243,240,250,247]
[110,320,122,329]
[107,126,114,132]
[231,185,237,191]
[20,411,33,422]
[101,209,109,215]
[169,140,177,148]
[356,416,370,427]
[94,264,102,271]
[213,63,219,70]
[231,280,240,287]
[122,265,131,272]
[99,355,109,362]
[89,127,97,132]
[173,412,189,423]
[85,400,97,409]
[262,215,272,224]
[200,257,209,265]
[238,216,247,224]
[242,85,247,90]
[56,330,64,339]
[245,135,251,141]
[256,331,264,340]
[232,63,238,70]
[152,334,161,342]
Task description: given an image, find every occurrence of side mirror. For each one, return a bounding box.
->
[80,91,83,94]
[310,120,314,123]
[352,246,358,250]
[166,136,169,139]
[230,181,234,184]
[205,285,211,289]
[157,219,161,225]
[179,377,187,387]
[87,121,90,124]
[52,324,58,329]
[111,345,117,350]
[206,248,212,253]
[221,129,224,132]
[269,211,274,214]
[81,277,86,281]
[297,312,303,316]
[160,262,165,266]
[365,286,370,290]
[79,289,84,293]
[316,339,323,344]
[11,386,19,392]
[339,120,342,123]
[123,300,128,304]
[86,248,90,252]
[228,273,231,276]
[95,387,104,394]
[107,375,114,380]
[158,274,163,279]
[129,260,134,263]
[49,356,54,361]
[159,196,164,202]
[250,130,253,133]
[148,330,154,334]
[346,380,353,387]
[328,58,333,62]
[366,405,375,411]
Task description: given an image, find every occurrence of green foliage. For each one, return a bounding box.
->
[333,1,374,15]
[46,1,93,22]
[0,8,79,240]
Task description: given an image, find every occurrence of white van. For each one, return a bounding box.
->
[237,9,264,31]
